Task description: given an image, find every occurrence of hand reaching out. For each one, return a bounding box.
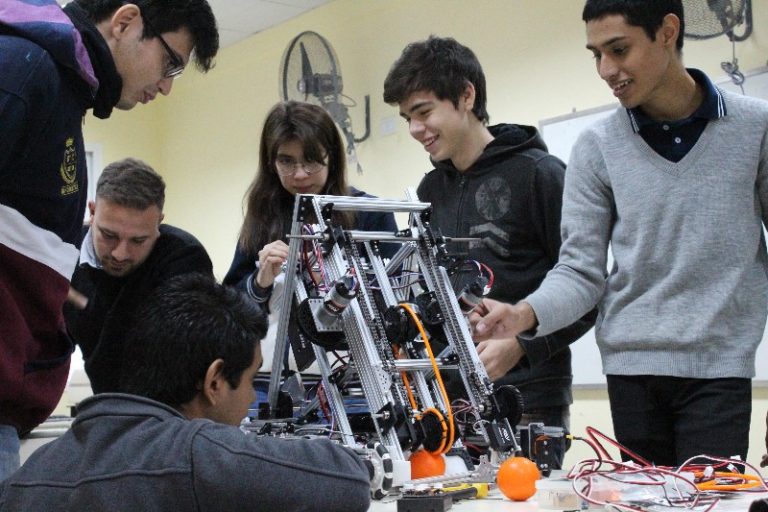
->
[255,240,289,288]
[476,336,525,381]
[66,286,88,309]
[468,299,538,381]
[469,298,537,341]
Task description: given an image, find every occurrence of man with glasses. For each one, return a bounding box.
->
[0,0,218,479]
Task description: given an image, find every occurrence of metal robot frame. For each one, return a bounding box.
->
[261,193,522,495]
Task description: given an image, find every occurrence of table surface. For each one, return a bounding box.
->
[368,489,768,511]
[369,492,539,511]
[25,420,768,511]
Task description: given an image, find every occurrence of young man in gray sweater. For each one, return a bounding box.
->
[472,0,768,466]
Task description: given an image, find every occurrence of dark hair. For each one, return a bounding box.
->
[96,157,165,211]
[582,0,685,51]
[73,0,219,71]
[120,273,268,407]
[238,101,354,257]
[383,35,489,124]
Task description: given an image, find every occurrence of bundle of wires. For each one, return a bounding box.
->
[566,427,768,511]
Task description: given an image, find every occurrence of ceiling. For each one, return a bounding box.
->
[206,0,332,48]
[58,0,332,48]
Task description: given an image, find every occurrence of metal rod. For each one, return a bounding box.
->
[286,232,480,243]
[350,359,459,372]
[299,194,431,212]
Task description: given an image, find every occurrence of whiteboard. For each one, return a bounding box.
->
[540,104,617,163]
[539,67,768,386]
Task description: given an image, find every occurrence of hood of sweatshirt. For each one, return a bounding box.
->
[432,123,550,176]
[0,0,97,89]
[0,0,122,118]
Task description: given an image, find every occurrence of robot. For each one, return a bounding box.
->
[252,193,536,497]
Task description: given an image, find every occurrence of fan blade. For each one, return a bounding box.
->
[300,42,313,82]
[298,42,315,99]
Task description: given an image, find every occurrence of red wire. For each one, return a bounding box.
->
[478,262,494,289]
[566,428,768,511]
[584,426,653,466]
[316,383,332,421]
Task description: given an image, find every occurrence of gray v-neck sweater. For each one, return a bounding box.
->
[527,89,768,379]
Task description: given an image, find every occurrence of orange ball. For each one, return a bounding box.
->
[409,449,446,479]
[496,456,541,501]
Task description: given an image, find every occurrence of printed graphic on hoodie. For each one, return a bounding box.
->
[470,176,511,256]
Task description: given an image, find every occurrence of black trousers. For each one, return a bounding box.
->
[606,375,751,467]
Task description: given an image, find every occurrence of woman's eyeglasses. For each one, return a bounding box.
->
[275,156,326,177]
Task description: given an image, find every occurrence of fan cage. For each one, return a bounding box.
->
[279,31,343,104]
[682,0,748,40]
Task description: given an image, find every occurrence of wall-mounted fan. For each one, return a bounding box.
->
[682,0,752,41]
[279,31,370,174]
[682,0,753,88]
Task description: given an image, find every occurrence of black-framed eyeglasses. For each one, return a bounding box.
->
[142,15,185,79]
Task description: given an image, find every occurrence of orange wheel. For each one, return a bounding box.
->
[497,456,540,501]
[409,449,446,480]
[420,408,449,454]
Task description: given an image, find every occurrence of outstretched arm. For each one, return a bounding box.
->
[66,286,88,309]
[469,299,538,380]
[469,298,596,379]
[470,298,537,340]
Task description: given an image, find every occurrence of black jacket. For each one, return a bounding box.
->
[417,124,596,409]
[65,225,214,393]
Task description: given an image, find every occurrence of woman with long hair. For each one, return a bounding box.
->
[224,100,397,307]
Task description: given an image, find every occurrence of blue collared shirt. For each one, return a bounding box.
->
[627,68,726,162]
[79,226,103,269]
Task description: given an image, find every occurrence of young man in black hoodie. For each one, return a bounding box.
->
[383,36,595,468]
